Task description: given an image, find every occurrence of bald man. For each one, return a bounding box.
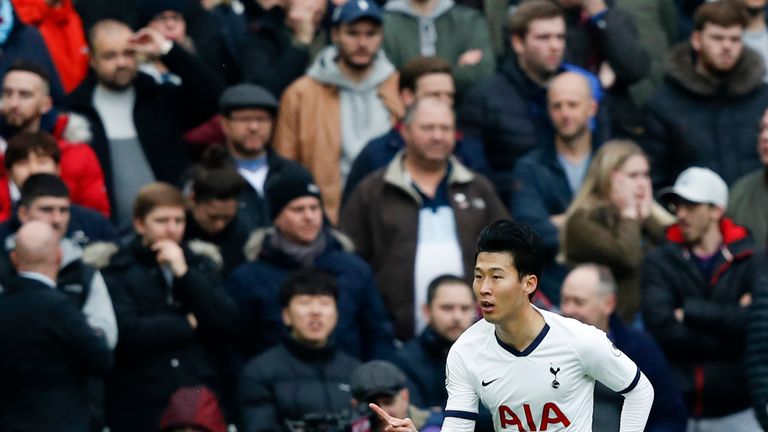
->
[340,97,508,340]
[510,71,599,303]
[67,19,224,230]
[560,263,688,432]
[0,221,112,431]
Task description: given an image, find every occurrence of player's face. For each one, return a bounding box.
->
[282,294,338,347]
[425,282,477,343]
[692,24,744,74]
[473,252,537,325]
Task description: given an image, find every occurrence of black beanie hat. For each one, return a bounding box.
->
[265,167,322,220]
[137,0,190,27]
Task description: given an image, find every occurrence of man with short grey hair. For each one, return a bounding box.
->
[643,167,765,430]
[561,263,687,431]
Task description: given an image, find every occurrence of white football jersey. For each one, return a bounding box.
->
[444,306,640,431]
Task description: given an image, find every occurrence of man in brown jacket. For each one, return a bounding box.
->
[339,97,507,340]
[273,0,403,223]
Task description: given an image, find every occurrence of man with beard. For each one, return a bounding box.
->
[273,0,403,223]
[643,0,768,190]
[218,83,309,231]
[510,72,598,302]
[66,19,224,231]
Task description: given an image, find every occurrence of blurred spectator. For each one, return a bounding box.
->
[343,56,489,203]
[728,110,768,249]
[238,269,359,432]
[218,83,309,231]
[511,71,599,302]
[0,173,117,348]
[137,0,239,85]
[11,0,89,93]
[73,0,139,32]
[0,0,65,107]
[561,140,672,324]
[340,98,507,340]
[159,386,228,432]
[393,275,476,408]
[741,0,768,82]
[240,0,329,96]
[0,62,110,218]
[382,0,496,96]
[643,0,768,189]
[458,0,600,207]
[0,143,116,247]
[746,256,768,431]
[200,0,248,78]
[273,0,403,223]
[0,220,112,431]
[555,0,650,139]
[66,20,224,230]
[98,182,238,432]
[560,263,688,432]
[184,147,251,277]
[614,0,678,106]
[643,167,764,429]
[226,167,395,360]
[351,361,444,432]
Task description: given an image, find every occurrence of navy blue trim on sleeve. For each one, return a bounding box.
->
[618,367,641,394]
[444,410,479,421]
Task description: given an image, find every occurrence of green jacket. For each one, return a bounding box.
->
[382,0,495,96]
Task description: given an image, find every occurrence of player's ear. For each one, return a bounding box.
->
[522,274,538,295]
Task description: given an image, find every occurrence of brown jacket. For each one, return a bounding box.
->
[339,151,508,339]
[273,73,403,223]
[564,204,669,322]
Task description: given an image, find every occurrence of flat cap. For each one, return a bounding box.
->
[219,84,279,115]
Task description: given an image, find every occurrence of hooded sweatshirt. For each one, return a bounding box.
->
[307,45,395,180]
[384,0,455,56]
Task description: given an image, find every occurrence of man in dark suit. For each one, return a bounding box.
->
[0,220,113,431]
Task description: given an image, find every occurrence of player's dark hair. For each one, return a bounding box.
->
[426,274,471,305]
[279,268,339,308]
[191,146,245,202]
[475,220,543,299]
[20,173,69,208]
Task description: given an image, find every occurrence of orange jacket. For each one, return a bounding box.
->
[13,0,88,93]
[273,73,403,223]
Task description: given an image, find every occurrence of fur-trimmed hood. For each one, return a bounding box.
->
[243,227,355,262]
[665,41,766,98]
[82,238,224,271]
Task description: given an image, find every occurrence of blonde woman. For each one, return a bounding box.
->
[561,140,674,324]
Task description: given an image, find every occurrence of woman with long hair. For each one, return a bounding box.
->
[561,140,674,324]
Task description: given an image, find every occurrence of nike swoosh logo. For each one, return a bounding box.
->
[481,378,499,387]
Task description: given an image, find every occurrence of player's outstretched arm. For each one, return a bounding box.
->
[619,371,654,432]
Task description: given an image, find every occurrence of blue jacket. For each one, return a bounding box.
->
[597,315,687,432]
[342,126,490,203]
[226,228,396,361]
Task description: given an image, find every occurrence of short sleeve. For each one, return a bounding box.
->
[577,326,641,394]
[444,346,480,425]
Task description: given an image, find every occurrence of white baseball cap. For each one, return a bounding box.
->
[659,167,728,209]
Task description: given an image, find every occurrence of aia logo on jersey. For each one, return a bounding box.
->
[498,403,571,431]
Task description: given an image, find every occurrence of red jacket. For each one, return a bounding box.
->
[13,0,89,93]
[0,115,111,222]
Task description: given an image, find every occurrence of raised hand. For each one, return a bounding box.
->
[369,403,418,432]
[151,240,188,277]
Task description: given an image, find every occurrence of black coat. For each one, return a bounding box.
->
[746,257,768,430]
[238,337,359,432]
[641,219,763,418]
[66,44,225,219]
[103,238,238,432]
[643,42,768,189]
[0,276,112,431]
[393,327,449,409]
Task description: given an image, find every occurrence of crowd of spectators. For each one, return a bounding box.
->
[1,0,768,431]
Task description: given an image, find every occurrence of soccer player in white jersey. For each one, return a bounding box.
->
[370,220,655,431]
